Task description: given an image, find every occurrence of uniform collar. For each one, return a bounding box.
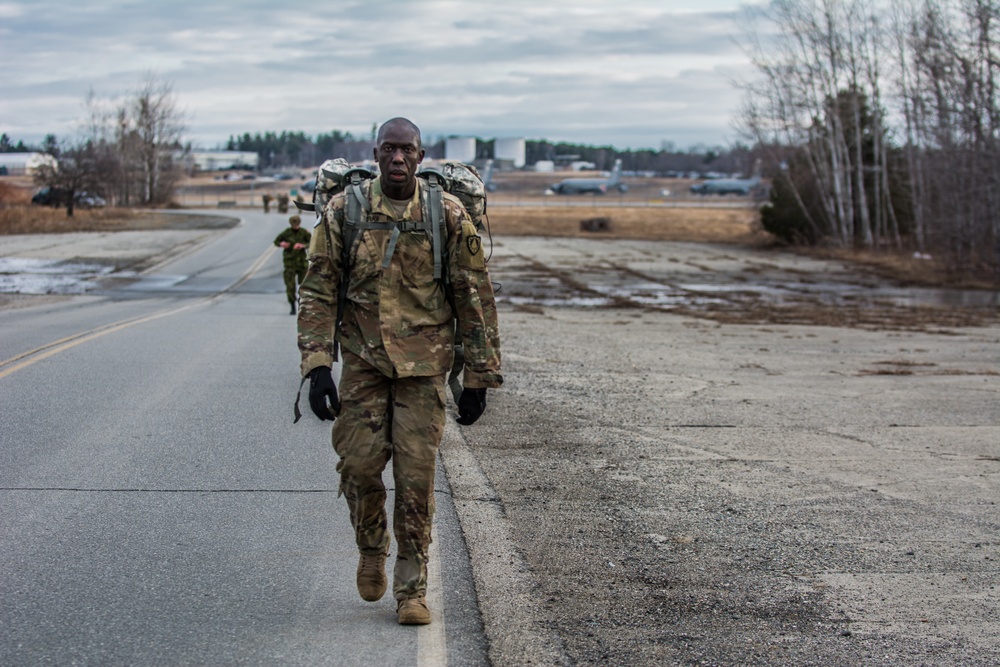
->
[370,178,422,220]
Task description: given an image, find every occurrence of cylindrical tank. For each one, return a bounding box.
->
[494,137,526,168]
[445,137,476,163]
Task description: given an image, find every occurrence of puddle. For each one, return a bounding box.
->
[0,258,115,295]
[493,257,999,328]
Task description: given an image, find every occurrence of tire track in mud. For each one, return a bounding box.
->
[492,243,1000,331]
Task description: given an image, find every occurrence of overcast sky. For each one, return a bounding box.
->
[0,0,767,151]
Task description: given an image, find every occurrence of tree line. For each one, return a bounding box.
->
[740,0,1000,280]
[225,132,754,177]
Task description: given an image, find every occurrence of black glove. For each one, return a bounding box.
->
[308,367,340,421]
[456,387,487,425]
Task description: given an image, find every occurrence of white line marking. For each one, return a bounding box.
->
[417,521,447,666]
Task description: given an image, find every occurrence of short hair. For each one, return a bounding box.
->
[376,117,421,148]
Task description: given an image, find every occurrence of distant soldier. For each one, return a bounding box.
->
[262,193,273,213]
[277,192,290,214]
[274,214,311,314]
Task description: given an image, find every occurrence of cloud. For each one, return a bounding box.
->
[0,0,761,150]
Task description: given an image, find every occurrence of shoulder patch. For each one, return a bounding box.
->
[458,220,486,270]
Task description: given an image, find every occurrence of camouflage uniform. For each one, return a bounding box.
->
[274,222,311,308]
[298,177,502,601]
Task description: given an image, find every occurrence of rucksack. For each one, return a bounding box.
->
[295,158,487,232]
[291,159,490,421]
[294,159,490,357]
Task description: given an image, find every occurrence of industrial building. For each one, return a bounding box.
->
[182,151,260,172]
[0,152,57,176]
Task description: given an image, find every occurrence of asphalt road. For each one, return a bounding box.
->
[0,211,488,666]
[3,211,999,666]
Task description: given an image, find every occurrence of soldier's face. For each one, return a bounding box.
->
[375,123,424,199]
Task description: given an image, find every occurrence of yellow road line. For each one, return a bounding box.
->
[0,245,277,379]
[0,303,198,380]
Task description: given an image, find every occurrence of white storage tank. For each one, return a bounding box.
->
[494,137,526,168]
[445,137,476,163]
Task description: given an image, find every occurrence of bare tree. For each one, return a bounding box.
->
[78,74,187,206]
[739,0,1000,280]
[894,0,1000,276]
[131,74,186,204]
[32,139,109,217]
[739,0,894,249]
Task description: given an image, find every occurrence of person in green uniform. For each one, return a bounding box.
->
[296,118,502,625]
[274,214,311,314]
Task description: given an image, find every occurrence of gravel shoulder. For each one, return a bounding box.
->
[443,236,1000,666]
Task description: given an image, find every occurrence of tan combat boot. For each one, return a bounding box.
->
[356,550,388,602]
[397,596,431,625]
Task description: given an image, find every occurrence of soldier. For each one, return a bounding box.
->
[274,214,311,314]
[297,117,502,625]
[277,192,290,214]
[262,192,273,213]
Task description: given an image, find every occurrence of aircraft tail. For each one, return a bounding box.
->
[607,159,623,185]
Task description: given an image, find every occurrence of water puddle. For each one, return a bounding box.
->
[0,258,115,295]
[493,258,999,328]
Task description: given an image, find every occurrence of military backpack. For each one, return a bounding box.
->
[294,158,491,356]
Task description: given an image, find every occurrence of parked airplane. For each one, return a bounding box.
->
[548,159,627,195]
[690,160,764,196]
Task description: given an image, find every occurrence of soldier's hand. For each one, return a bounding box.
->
[280,241,290,249]
[456,388,487,425]
[307,367,340,421]
[293,243,305,250]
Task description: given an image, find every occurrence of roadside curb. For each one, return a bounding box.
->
[440,420,569,667]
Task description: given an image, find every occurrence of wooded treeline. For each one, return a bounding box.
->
[741,0,1000,279]
[224,131,756,178]
[225,130,375,168]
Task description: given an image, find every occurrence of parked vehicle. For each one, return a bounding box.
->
[31,187,106,208]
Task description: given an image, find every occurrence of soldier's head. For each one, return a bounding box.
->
[289,214,301,228]
[374,117,424,199]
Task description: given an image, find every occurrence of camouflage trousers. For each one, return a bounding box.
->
[283,263,306,305]
[331,350,446,600]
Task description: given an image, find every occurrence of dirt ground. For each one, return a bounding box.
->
[447,236,1000,666]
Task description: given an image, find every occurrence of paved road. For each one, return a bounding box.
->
[0,211,488,666]
[4,214,999,666]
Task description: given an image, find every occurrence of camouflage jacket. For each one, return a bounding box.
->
[273,227,311,265]
[297,177,503,388]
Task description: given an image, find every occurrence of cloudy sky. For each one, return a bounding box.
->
[0,0,767,151]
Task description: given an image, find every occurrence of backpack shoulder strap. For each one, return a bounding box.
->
[332,170,373,361]
[419,170,446,281]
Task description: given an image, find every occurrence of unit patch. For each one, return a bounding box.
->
[459,221,486,270]
[467,236,482,256]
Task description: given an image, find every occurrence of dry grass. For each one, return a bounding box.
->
[804,245,997,289]
[484,205,765,244]
[0,204,156,234]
